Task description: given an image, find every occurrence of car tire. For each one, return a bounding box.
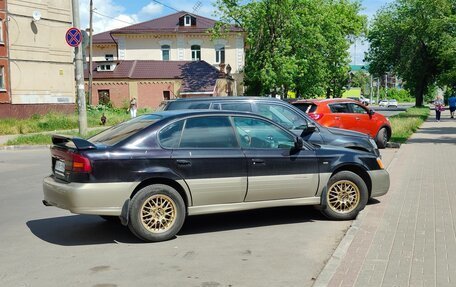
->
[375,127,388,149]
[320,171,368,220]
[128,184,186,242]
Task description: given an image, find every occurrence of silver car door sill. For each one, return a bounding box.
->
[188,197,321,216]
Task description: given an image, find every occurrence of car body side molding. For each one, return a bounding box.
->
[187,197,321,216]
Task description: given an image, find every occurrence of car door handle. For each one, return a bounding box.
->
[252,159,265,165]
[176,160,192,167]
[355,117,361,120]
[334,116,340,120]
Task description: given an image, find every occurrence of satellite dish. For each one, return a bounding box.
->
[32,10,41,21]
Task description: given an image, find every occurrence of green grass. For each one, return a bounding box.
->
[389,107,430,143]
[0,108,152,136]
[5,128,107,146]
[2,106,429,146]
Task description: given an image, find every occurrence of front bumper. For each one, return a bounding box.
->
[368,169,390,197]
[42,176,138,216]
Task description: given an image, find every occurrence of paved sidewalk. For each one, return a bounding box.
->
[315,113,456,287]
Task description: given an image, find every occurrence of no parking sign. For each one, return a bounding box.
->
[65,27,82,47]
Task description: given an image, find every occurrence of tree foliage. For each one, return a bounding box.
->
[366,0,456,106]
[213,0,366,98]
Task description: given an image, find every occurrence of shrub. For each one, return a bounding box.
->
[379,88,413,102]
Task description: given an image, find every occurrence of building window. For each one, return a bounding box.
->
[163,91,171,100]
[98,90,110,105]
[0,66,4,89]
[215,46,225,64]
[184,15,191,26]
[105,54,114,61]
[97,63,117,71]
[161,45,170,61]
[0,19,3,44]
[191,45,201,61]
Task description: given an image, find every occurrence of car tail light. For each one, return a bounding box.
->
[308,113,324,120]
[71,153,92,173]
[376,158,385,169]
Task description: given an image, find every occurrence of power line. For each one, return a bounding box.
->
[150,0,180,13]
[92,10,136,25]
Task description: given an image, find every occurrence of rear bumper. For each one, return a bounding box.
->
[42,176,138,216]
[368,170,390,197]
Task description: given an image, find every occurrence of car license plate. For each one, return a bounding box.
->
[55,160,65,174]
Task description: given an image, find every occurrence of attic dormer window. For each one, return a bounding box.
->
[184,15,191,26]
[97,62,116,72]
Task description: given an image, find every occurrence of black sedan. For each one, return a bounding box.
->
[43,110,389,242]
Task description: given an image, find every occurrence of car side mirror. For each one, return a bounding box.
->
[294,137,304,150]
[306,121,317,132]
[368,109,375,116]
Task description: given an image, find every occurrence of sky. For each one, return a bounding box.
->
[79,0,393,64]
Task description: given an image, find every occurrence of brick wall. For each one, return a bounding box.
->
[138,82,175,109]
[0,103,76,119]
[87,81,177,109]
[90,82,130,108]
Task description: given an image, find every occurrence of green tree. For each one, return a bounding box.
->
[213,0,366,98]
[350,70,370,93]
[366,0,455,106]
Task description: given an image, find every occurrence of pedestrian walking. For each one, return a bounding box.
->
[449,93,456,119]
[129,97,137,118]
[434,93,444,122]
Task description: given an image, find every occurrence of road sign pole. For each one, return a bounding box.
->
[72,0,88,136]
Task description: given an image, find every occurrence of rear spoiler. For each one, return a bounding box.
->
[51,134,97,150]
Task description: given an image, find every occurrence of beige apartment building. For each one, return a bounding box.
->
[92,12,245,71]
[89,11,245,102]
[0,0,75,118]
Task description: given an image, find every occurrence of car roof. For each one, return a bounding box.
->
[148,109,268,119]
[293,98,360,104]
[163,96,284,103]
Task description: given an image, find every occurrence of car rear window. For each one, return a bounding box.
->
[88,114,162,146]
[292,103,318,113]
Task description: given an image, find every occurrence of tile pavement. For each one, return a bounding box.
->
[315,113,456,287]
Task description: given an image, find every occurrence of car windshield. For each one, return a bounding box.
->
[88,114,162,146]
[257,103,308,130]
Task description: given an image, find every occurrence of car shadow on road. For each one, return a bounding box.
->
[367,198,381,205]
[179,205,323,236]
[26,215,141,246]
[27,206,324,246]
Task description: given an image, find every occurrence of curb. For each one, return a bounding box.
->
[0,145,50,150]
[386,142,401,148]
[312,147,402,287]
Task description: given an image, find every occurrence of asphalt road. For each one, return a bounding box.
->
[370,104,414,118]
[0,148,357,287]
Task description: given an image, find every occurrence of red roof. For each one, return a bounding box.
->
[93,11,242,44]
[92,31,117,44]
[85,60,220,93]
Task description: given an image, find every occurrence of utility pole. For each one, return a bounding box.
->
[72,0,88,136]
[88,0,93,106]
[370,74,373,104]
[377,78,380,103]
[385,73,388,97]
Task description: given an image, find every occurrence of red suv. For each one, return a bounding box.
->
[292,99,391,148]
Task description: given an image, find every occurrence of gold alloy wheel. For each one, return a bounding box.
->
[327,180,361,214]
[140,194,177,233]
